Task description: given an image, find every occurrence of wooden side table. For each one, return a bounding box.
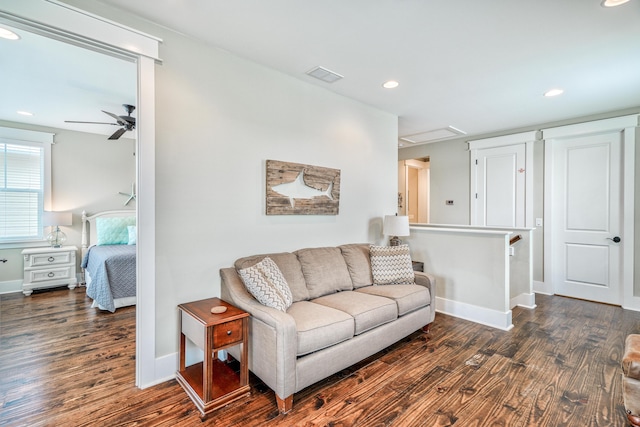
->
[176,297,250,418]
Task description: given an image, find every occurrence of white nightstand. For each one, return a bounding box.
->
[21,246,78,296]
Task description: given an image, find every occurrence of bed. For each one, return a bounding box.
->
[81,210,137,312]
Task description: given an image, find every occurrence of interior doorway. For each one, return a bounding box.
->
[398,158,429,223]
[0,3,159,387]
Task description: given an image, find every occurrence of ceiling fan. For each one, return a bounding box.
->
[65,104,136,140]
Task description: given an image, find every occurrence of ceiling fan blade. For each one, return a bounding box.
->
[119,116,136,124]
[64,120,119,125]
[102,110,125,125]
[108,128,127,140]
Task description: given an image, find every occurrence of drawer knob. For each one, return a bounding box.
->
[48,256,55,262]
[48,272,55,277]
[227,330,232,336]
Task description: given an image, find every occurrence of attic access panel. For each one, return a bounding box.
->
[266,160,340,215]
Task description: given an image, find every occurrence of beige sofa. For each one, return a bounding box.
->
[220,244,436,413]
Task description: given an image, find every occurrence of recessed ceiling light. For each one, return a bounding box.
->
[0,27,20,40]
[383,80,399,89]
[601,0,630,7]
[17,111,33,116]
[544,88,564,97]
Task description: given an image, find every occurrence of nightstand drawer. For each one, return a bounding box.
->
[27,252,72,267]
[213,319,243,348]
[27,266,73,283]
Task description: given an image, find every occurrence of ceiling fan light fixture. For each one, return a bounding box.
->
[601,0,630,7]
[0,27,20,40]
[383,80,399,89]
[65,104,136,140]
[544,88,564,97]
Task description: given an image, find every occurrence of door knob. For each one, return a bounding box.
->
[607,236,621,243]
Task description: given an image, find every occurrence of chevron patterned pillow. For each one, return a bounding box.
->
[238,257,293,311]
[370,244,415,285]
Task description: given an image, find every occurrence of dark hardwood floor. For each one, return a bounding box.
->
[1,287,639,426]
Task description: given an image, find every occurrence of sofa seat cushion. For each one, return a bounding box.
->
[235,252,309,302]
[296,247,353,298]
[356,284,430,316]
[287,301,354,356]
[312,291,398,335]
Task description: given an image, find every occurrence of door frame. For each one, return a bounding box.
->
[543,115,638,308]
[403,158,429,223]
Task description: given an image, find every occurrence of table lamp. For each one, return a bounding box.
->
[43,211,72,248]
[383,214,410,246]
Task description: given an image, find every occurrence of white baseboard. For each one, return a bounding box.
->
[0,280,22,295]
[533,280,553,295]
[139,352,176,389]
[435,296,513,331]
[146,344,233,388]
[510,292,537,309]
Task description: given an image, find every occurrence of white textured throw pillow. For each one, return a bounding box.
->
[370,244,415,285]
[238,257,293,311]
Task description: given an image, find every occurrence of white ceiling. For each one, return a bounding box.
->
[2,0,639,146]
[0,22,136,139]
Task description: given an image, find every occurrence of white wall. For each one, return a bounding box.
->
[60,1,398,358]
[152,32,397,357]
[0,120,134,290]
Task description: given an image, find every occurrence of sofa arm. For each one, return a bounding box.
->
[414,271,436,324]
[220,267,298,400]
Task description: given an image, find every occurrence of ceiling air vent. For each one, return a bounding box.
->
[306,66,344,83]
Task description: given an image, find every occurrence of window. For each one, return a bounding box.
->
[0,127,52,246]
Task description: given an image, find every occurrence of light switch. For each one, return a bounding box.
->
[535,218,543,227]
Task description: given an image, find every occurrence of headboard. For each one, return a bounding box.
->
[81,210,136,255]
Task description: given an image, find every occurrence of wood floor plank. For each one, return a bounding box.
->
[2,289,639,426]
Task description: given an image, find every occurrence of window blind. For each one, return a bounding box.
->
[0,142,44,242]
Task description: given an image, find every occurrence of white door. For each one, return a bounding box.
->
[551,133,622,304]
[473,144,526,227]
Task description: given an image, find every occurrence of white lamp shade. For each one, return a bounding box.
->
[383,215,410,237]
[43,211,72,227]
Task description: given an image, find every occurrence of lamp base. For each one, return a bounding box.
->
[46,227,67,248]
[389,236,402,246]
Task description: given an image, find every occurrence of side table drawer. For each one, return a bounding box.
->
[26,266,73,283]
[26,252,72,267]
[213,319,243,348]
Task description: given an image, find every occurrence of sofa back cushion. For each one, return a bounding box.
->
[295,247,353,299]
[235,252,310,302]
[339,244,373,289]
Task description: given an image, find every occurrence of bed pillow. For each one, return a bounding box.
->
[96,216,136,245]
[238,257,293,312]
[127,226,137,245]
[370,244,415,285]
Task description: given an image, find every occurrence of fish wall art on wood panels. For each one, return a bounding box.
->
[266,160,340,215]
